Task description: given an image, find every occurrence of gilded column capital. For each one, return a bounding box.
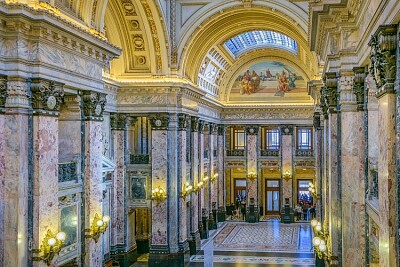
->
[5,77,30,109]
[352,67,367,111]
[0,75,7,113]
[191,116,199,132]
[30,78,64,115]
[178,113,189,131]
[323,72,339,112]
[217,125,225,136]
[246,125,259,135]
[368,24,397,97]
[149,113,169,130]
[82,91,107,121]
[209,123,218,134]
[280,125,293,135]
[110,113,127,130]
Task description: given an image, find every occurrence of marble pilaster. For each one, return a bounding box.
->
[281,126,293,206]
[246,126,258,206]
[82,91,106,266]
[217,126,225,209]
[1,77,30,267]
[210,124,218,210]
[198,121,205,217]
[30,78,64,267]
[313,111,323,220]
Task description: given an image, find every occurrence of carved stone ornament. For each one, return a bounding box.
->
[313,112,321,129]
[190,116,199,132]
[281,125,293,135]
[246,125,259,135]
[368,24,397,96]
[199,120,206,133]
[110,113,127,130]
[209,123,218,134]
[352,67,367,111]
[82,91,107,120]
[0,76,7,110]
[323,72,338,111]
[30,78,64,114]
[178,113,189,131]
[217,124,225,136]
[319,88,328,119]
[149,113,169,130]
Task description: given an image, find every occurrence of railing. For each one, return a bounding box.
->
[295,149,314,157]
[226,149,245,157]
[261,149,279,157]
[130,154,150,164]
[58,162,77,183]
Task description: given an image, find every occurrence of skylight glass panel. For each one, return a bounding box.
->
[224,30,298,57]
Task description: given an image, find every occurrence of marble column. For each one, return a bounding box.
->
[189,117,200,254]
[0,77,30,267]
[82,91,106,266]
[110,113,130,252]
[217,125,225,213]
[313,111,323,221]
[339,70,366,266]
[369,25,398,267]
[177,114,190,263]
[209,123,218,225]
[321,96,329,229]
[246,126,259,207]
[198,120,206,219]
[30,79,64,267]
[281,125,293,206]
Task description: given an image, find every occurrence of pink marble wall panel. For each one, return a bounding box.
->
[246,134,257,206]
[378,94,397,267]
[2,114,29,267]
[151,130,168,245]
[32,116,59,267]
[84,121,103,266]
[217,135,224,207]
[191,132,199,233]
[112,130,126,246]
[179,131,187,243]
[281,134,293,205]
[341,111,365,266]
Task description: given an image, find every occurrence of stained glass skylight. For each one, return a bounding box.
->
[224,30,298,57]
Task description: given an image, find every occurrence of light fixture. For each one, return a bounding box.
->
[310,219,334,261]
[308,182,320,199]
[180,182,193,199]
[282,170,292,181]
[151,186,167,203]
[193,181,204,193]
[33,229,67,265]
[85,213,110,242]
[211,173,218,182]
[247,171,257,181]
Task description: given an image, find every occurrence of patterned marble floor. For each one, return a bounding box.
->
[187,221,314,267]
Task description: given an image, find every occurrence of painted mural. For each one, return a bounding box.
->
[229,61,308,101]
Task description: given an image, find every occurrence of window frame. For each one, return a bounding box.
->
[296,127,313,150]
[264,128,280,150]
[232,127,246,150]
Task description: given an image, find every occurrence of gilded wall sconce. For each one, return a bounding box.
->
[193,181,204,193]
[85,213,110,242]
[180,182,193,199]
[282,170,292,181]
[33,229,67,265]
[308,182,320,199]
[247,171,257,181]
[151,186,167,203]
[211,173,218,182]
[311,219,334,261]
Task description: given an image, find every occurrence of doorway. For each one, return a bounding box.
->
[297,179,313,205]
[265,179,280,215]
[234,178,247,208]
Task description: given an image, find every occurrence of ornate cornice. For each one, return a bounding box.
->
[368,24,397,98]
[280,125,293,135]
[82,91,107,121]
[110,113,127,130]
[191,116,199,132]
[0,75,7,112]
[30,78,64,115]
[246,125,259,135]
[149,113,169,130]
[352,67,367,111]
[323,72,338,112]
[178,113,189,131]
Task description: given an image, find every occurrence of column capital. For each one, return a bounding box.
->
[368,24,397,97]
[149,113,169,130]
[246,125,259,135]
[82,91,107,121]
[178,113,189,131]
[110,113,127,130]
[313,112,321,130]
[126,115,137,127]
[353,67,367,111]
[209,123,218,134]
[5,77,30,109]
[280,125,293,135]
[338,73,357,112]
[0,75,7,113]
[319,88,328,119]
[217,125,225,136]
[323,72,338,112]
[30,78,64,116]
[191,116,199,132]
[198,120,206,134]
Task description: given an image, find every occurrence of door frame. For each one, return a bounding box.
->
[265,179,281,215]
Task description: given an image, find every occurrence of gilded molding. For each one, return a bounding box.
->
[246,125,259,135]
[30,78,64,115]
[110,113,127,130]
[369,24,397,97]
[352,67,367,111]
[149,113,169,130]
[82,91,107,121]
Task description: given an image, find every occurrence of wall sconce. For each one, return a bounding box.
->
[193,181,204,193]
[180,182,193,199]
[85,213,110,242]
[282,170,292,181]
[33,229,66,265]
[211,173,218,183]
[308,182,320,199]
[152,186,167,203]
[311,219,333,261]
[247,171,257,181]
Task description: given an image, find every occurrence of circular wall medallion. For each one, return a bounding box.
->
[284,128,290,133]
[249,128,254,133]
[95,104,102,116]
[155,119,162,127]
[46,95,57,110]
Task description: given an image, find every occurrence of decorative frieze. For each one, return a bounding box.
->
[369,24,397,97]
[30,78,64,115]
[82,91,107,121]
[149,113,169,130]
[353,67,367,111]
[280,125,293,135]
[111,113,127,130]
[191,116,199,132]
[178,113,189,131]
[323,72,339,111]
[246,125,259,135]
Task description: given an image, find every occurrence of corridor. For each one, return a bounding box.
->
[187,221,314,266]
